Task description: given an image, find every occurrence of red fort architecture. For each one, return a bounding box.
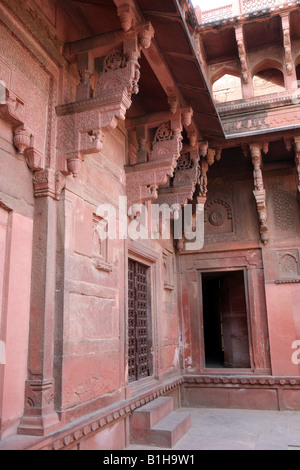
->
[0,0,300,451]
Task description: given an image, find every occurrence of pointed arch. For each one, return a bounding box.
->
[252,59,285,97]
[211,66,243,104]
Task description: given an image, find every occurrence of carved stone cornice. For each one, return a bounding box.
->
[250,143,269,244]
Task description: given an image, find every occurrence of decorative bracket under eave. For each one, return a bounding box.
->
[281,13,294,76]
[125,118,183,207]
[250,143,269,244]
[0,87,44,172]
[156,144,200,208]
[235,25,250,84]
[56,44,143,179]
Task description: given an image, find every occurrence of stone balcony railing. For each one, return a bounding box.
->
[199,0,292,24]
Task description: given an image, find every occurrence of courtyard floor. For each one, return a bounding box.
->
[127,407,300,451]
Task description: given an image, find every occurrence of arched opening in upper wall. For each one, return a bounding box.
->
[252,60,285,97]
[212,71,243,104]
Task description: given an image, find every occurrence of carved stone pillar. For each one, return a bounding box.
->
[250,143,269,244]
[76,52,94,101]
[18,187,61,436]
[281,13,297,90]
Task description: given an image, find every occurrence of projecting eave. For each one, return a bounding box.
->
[136,0,225,140]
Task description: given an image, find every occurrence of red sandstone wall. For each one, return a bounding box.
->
[179,151,300,379]
[56,124,181,422]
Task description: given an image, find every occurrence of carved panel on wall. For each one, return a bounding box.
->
[276,249,300,284]
[272,182,297,233]
[204,193,237,244]
[162,250,175,291]
[92,214,112,272]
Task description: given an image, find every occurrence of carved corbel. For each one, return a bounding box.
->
[179,0,191,20]
[57,43,142,179]
[168,96,179,115]
[199,140,209,158]
[33,169,66,201]
[114,0,136,31]
[281,13,293,76]
[126,117,183,206]
[13,127,44,171]
[250,143,269,244]
[198,146,216,198]
[138,22,155,50]
[294,137,300,201]
[235,26,249,84]
[76,52,94,101]
[0,86,44,171]
[157,145,200,208]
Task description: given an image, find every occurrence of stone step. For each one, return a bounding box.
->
[151,411,191,448]
[130,397,191,448]
[131,397,174,430]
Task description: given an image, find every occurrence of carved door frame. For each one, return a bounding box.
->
[198,267,253,372]
[180,248,271,375]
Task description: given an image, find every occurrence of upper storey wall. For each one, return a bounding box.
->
[192,1,300,139]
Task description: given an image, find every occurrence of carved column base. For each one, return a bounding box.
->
[18,380,60,436]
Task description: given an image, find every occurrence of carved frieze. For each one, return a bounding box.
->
[235,25,249,84]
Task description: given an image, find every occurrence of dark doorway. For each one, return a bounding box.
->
[202,270,251,369]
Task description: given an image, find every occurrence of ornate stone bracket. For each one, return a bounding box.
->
[235,26,249,84]
[114,0,136,31]
[281,13,293,76]
[126,117,183,207]
[176,144,221,253]
[57,44,143,181]
[198,147,216,198]
[156,145,200,208]
[250,143,269,244]
[0,87,44,172]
